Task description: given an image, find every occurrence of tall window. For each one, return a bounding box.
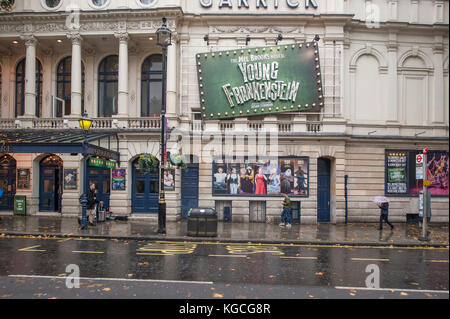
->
[141,54,162,117]
[15,58,43,118]
[98,55,119,118]
[56,57,85,117]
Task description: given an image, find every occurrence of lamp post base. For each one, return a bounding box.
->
[158,201,166,234]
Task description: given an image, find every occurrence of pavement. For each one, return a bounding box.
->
[0,215,448,247]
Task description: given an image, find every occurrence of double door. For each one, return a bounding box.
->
[0,166,16,211]
[39,165,62,212]
[132,168,159,214]
[87,167,111,209]
[181,165,199,218]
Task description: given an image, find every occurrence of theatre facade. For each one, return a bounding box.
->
[0,0,448,223]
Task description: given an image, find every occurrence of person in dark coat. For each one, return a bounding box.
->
[86,183,97,225]
[378,202,394,230]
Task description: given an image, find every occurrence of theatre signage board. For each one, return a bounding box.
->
[196,41,324,120]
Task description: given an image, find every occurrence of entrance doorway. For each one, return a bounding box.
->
[317,158,331,222]
[39,155,63,212]
[181,164,199,218]
[132,158,159,214]
[87,165,111,210]
[0,154,16,211]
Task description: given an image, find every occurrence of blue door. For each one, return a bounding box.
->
[132,161,159,214]
[0,155,16,211]
[87,166,111,209]
[181,164,199,218]
[317,158,331,222]
[39,155,63,212]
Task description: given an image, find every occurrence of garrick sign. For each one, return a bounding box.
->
[196,40,324,119]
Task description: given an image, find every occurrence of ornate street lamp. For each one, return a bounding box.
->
[156,17,172,235]
[79,111,93,230]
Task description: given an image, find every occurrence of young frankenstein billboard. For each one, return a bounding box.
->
[196,40,324,119]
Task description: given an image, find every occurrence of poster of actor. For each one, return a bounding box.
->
[227,163,241,195]
[410,151,449,196]
[280,160,295,194]
[213,163,228,194]
[254,162,268,195]
[239,164,254,195]
[293,159,308,195]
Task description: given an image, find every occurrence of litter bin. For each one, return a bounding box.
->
[187,208,218,237]
[97,209,106,222]
[13,196,26,216]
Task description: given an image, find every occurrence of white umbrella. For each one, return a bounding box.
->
[372,196,390,204]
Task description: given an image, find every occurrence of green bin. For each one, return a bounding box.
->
[13,196,27,216]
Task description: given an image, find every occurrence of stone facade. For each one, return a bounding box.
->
[0,0,448,223]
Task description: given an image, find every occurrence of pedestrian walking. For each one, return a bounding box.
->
[87,183,98,225]
[279,193,292,228]
[378,202,394,230]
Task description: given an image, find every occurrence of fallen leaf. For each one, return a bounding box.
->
[213,293,224,298]
[315,272,324,276]
[268,275,276,279]
[102,288,111,292]
[400,292,408,296]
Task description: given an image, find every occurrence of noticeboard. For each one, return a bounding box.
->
[13,196,26,216]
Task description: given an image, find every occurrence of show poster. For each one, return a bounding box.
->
[410,151,449,196]
[164,169,175,191]
[112,169,126,191]
[212,157,309,197]
[17,169,30,189]
[196,41,324,120]
[63,169,77,190]
[386,151,408,194]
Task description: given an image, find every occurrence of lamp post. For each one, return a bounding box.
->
[79,111,93,230]
[156,17,172,235]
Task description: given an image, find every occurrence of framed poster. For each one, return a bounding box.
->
[63,169,77,190]
[17,169,30,189]
[112,169,126,191]
[212,156,309,197]
[164,169,175,191]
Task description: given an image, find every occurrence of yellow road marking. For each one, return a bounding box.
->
[18,245,46,252]
[72,251,104,254]
[208,255,247,258]
[352,258,390,262]
[136,253,174,256]
[281,256,318,260]
[426,260,449,263]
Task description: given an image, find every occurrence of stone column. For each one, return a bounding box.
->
[21,35,37,118]
[386,32,399,124]
[67,32,83,118]
[166,39,177,116]
[432,36,444,124]
[115,32,129,118]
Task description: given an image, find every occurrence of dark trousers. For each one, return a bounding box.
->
[379,214,393,229]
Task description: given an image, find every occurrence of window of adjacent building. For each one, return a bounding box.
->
[42,0,61,9]
[141,54,162,117]
[138,0,157,6]
[98,55,119,118]
[91,0,108,7]
[56,56,85,117]
[15,58,43,118]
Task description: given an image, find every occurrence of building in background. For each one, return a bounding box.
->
[0,0,448,224]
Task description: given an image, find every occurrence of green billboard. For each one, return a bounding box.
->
[196,41,324,120]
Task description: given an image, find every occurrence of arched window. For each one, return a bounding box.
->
[15,58,43,118]
[98,55,119,118]
[56,56,85,117]
[141,54,162,117]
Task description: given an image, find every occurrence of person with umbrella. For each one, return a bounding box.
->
[373,196,394,231]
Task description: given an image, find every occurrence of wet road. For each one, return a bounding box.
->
[0,235,448,299]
